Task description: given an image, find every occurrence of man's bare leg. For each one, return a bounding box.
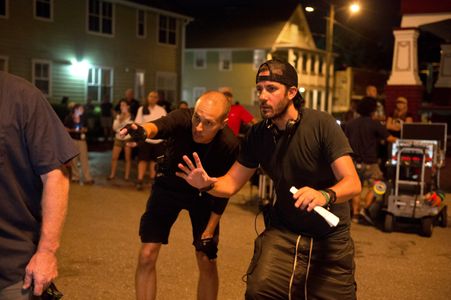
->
[135,243,161,300]
[195,251,218,300]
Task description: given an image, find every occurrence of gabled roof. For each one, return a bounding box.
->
[186,1,316,50]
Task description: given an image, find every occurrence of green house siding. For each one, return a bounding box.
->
[183,50,257,105]
[0,0,185,104]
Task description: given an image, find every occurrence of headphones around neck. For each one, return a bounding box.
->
[266,109,302,140]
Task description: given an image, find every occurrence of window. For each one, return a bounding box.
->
[34,0,52,20]
[158,15,176,45]
[32,60,52,96]
[134,70,145,101]
[193,87,206,101]
[302,54,308,73]
[194,51,206,69]
[0,0,8,18]
[0,56,8,71]
[156,72,177,103]
[88,0,113,35]
[219,51,232,71]
[87,66,113,103]
[253,49,265,70]
[137,10,146,38]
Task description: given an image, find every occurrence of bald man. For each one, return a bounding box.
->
[122,91,239,300]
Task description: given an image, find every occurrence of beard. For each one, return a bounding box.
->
[259,96,290,123]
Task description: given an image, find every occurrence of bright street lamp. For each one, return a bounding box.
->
[349,3,361,14]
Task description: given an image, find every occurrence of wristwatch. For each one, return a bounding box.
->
[198,183,215,196]
[324,188,337,205]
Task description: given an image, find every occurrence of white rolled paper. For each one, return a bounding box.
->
[290,186,340,227]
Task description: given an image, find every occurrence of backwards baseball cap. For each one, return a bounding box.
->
[256,58,304,108]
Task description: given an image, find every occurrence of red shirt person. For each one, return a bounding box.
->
[222,91,257,136]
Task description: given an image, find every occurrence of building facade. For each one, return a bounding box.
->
[0,0,190,106]
[182,3,334,113]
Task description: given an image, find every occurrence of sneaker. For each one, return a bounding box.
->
[360,208,374,225]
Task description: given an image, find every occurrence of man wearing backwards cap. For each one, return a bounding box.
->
[177,58,361,299]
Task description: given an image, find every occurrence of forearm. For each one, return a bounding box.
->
[38,166,70,254]
[329,175,361,204]
[208,162,256,198]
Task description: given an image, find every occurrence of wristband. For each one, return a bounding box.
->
[324,188,337,205]
[198,183,215,196]
[319,190,331,206]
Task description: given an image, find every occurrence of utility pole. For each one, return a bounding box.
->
[325,4,335,113]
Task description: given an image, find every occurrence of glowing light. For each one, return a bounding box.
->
[349,3,361,14]
[305,6,315,13]
[299,87,306,93]
[70,58,90,79]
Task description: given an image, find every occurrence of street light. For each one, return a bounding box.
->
[306,2,360,113]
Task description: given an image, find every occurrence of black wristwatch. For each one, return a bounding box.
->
[198,183,215,195]
[324,188,337,205]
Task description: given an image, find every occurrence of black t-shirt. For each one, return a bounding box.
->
[344,116,390,164]
[238,108,353,237]
[64,114,87,140]
[152,108,239,214]
[0,71,79,289]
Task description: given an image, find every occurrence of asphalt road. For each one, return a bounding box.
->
[56,152,451,299]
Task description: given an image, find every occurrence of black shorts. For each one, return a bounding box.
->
[137,142,165,161]
[139,184,220,248]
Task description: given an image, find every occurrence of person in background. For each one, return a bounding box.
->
[134,91,167,190]
[386,96,413,138]
[177,59,361,299]
[64,104,94,185]
[221,91,257,137]
[108,100,133,181]
[177,101,189,109]
[366,85,385,122]
[0,71,78,299]
[344,97,397,224]
[116,88,140,120]
[122,91,239,300]
[100,96,114,141]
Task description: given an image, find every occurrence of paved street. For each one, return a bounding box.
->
[56,151,451,299]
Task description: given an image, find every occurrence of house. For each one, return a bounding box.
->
[182,1,334,113]
[0,0,191,107]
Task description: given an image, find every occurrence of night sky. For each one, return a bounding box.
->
[133,0,441,71]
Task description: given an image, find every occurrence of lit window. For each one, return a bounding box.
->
[87,66,113,102]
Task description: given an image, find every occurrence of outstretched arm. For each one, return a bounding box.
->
[23,166,70,296]
[176,152,256,198]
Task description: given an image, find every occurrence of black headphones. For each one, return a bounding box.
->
[266,109,302,141]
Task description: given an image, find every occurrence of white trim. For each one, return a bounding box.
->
[33,0,53,22]
[32,59,52,97]
[136,9,147,39]
[134,69,146,101]
[86,0,116,38]
[0,55,9,71]
[0,0,9,19]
